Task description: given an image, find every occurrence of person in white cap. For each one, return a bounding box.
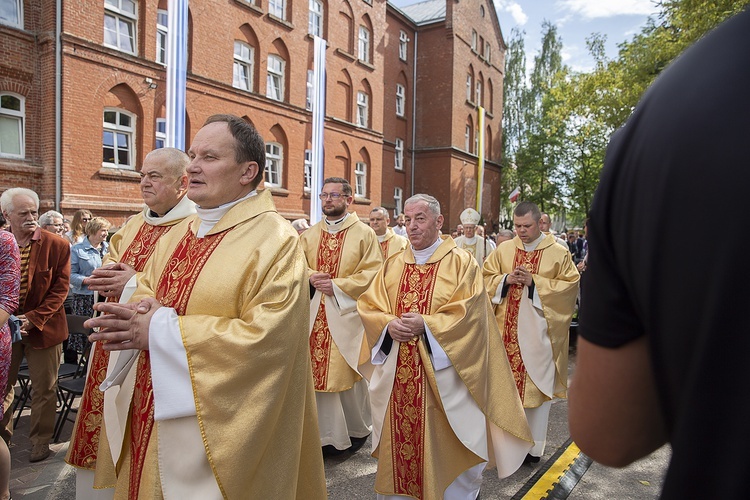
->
[454,207,491,265]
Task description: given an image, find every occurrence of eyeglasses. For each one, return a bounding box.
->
[81,218,91,222]
[319,192,345,200]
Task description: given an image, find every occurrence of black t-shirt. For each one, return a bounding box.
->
[579,9,750,499]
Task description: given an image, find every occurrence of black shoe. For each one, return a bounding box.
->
[322,445,346,457]
[348,435,369,453]
[523,453,540,465]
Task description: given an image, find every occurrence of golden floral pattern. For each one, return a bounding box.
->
[502,247,543,401]
[309,230,346,390]
[390,262,439,498]
[379,240,389,260]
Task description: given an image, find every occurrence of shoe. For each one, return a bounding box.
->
[348,435,369,453]
[523,453,540,465]
[29,444,51,463]
[322,445,346,457]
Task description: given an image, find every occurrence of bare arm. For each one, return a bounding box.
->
[568,336,667,467]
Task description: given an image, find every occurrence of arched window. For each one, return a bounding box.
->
[356,91,368,128]
[103,108,135,169]
[104,0,138,54]
[0,93,24,158]
[265,142,283,186]
[234,41,254,91]
[354,161,367,197]
[309,0,324,37]
[267,54,285,101]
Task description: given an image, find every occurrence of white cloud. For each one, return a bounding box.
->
[497,1,529,26]
[557,0,657,19]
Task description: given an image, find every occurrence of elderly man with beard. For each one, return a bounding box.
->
[0,188,70,463]
[358,194,532,499]
[300,177,383,454]
[64,147,196,499]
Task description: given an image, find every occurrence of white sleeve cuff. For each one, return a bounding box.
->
[491,275,509,305]
[150,307,197,421]
[332,282,357,315]
[424,322,452,371]
[531,284,543,311]
[371,326,390,365]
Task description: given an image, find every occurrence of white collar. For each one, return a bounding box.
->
[195,191,256,238]
[523,232,545,251]
[411,237,442,265]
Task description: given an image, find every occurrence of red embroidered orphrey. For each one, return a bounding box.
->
[390,262,440,498]
[502,247,543,400]
[309,230,346,391]
[379,239,389,260]
[128,226,228,497]
[67,222,172,469]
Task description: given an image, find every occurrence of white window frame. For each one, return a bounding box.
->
[354,161,367,197]
[394,187,403,218]
[399,30,408,61]
[395,138,404,171]
[309,0,323,37]
[358,25,370,63]
[304,149,312,191]
[465,125,471,152]
[306,69,314,111]
[0,93,24,158]
[396,84,405,117]
[234,41,254,92]
[0,0,23,28]
[471,29,477,51]
[269,0,286,20]
[156,10,168,65]
[104,0,137,55]
[466,74,472,102]
[266,54,285,101]
[102,108,135,169]
[476,80,482,106]
[475,128,479,155]
[485,42,491,62]
[356,91,368,128]
[155,118,166,149]
[265,142,283,186]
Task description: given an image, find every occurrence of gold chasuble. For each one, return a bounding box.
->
[358,237,533,499]
[378,228,409,261]
[66,212,179,478]
[107,190,326,499]
[301,213,383,392]
[483,235,579,407]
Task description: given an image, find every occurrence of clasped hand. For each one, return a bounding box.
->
[506,265,533,287]
[85,297,162,351]
[310,272,334,296]
[387,312,425,343]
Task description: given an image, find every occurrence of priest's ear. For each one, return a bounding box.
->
[240,161,262,189]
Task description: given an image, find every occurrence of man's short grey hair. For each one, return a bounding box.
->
[497,229,514,239]
[404,194,441,216]
[1,188,40,213]
[370,206,389,218]
[39,210,64,226]
[144,147,190,178]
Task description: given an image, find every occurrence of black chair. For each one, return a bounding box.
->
[12,363,30,429]
[53,376,86,442]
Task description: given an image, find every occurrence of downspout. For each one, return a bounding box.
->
[55,0,62,210]
[410,29,417,197]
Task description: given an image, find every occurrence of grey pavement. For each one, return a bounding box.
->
[11,349,670,499]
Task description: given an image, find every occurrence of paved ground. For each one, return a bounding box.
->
[8,349,671,499]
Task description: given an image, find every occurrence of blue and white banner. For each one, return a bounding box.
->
[166,0,188,150]
[310,36,327,225]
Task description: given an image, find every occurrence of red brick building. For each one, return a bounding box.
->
[0,0,506,229]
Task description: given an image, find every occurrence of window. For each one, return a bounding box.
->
[309,0,323,37]
[265,143,283,186]
[234,41,254,91]
[394,187,403,218]
[476,80,482,106]
[354,161,366,197]
[269,0,286,20]
[358,26,370,63]
[485,42,491,62]
[156,10,168,65]
[395,138,404,170]
[471,29,477,51]
[0,0,22,28]
[396,84,405,117]
[155,118,166,149]
[104,0,137,54]
[103,109,135,169]
[399,30,408,60]
[0,94,24,157]
[356,91,368,128]
[465,125,471,151]
[466,74,472,102]
[304,149,312,191]
[306,69,314,111]
[266,55,285,101]
[475,128,479,155]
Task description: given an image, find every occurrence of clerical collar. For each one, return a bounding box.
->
[523,232,545,251]
[142,195,196,226]
[412,237,442,265]
[195,190,256,238]
[324,212,350,234]
[377,232,387,243]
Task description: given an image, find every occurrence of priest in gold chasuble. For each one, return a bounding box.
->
[483,201,579,463]
[65,147,195,500]
[369,206,409,261]
[358,194,533,500]
[87,116,326,499]
[300,177,383,452]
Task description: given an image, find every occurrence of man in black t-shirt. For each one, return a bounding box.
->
[569,9,750,499]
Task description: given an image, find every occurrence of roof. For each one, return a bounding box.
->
[398,0,446,25]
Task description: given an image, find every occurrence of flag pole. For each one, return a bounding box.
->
[310,36,327,225]
[166,0,188,150]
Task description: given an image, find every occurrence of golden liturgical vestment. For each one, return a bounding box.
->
[378,228,409,261]
[483,234,579,407]
[358,236,533,499]
[99,190,326,499]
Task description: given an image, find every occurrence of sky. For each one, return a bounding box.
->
[389,0,662,73]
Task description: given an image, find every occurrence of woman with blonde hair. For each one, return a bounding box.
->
[66,209,93,245]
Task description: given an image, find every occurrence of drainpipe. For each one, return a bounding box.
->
[410,30,417,197]
[55,0,62,210]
